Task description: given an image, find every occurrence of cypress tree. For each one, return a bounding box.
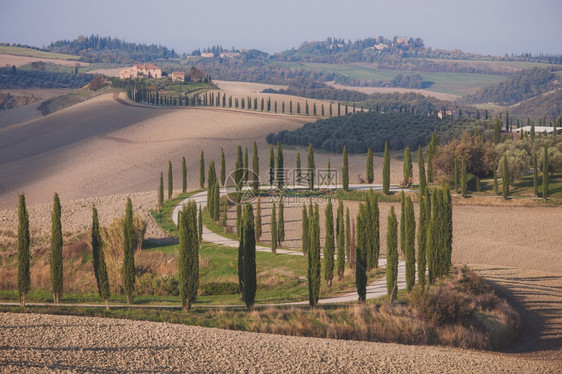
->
[355,204,367,302]
[244,147,249,183]
[199,150,205,188]
[308,203,321,307]
[236,203,242,237]
[302,204,309,256]
[271,202,277,253]
[502,153,509,199]
[276,141,284,188]
[453,156,459,192]
[221,196,228,230]
[543,145,549,199]
[269,145,275,187]
[255,197,262,241]
[179,158,185,194]
[240,204,257,308]
[167,161,173,200]
[417,192,428,287]
[400,191,406,255]
[50,193,63,304]
[403,146,412,183]
[220,148,226,187]
[345,207,351,263]
[461,157,468,198]
[278,199,285,245]
[235,145,243,191]
[443,185,453,275]
[493,167,499,195]
[17,194,30,307]
[342,146,349,191]
[324,202,335,286]
[122,197,135,304]
[533,152,539,197]
[404,196,416,292]
[386,206,398,302]
[418,145,426,195]
[178,201,199,310]
[349,217,356,271]
[336,201,345,280]
[252,141,259,192]
[92,204,110,310]
[372,192,380,268]
[296,152,302,185]
[207,162,217,219]
[307,143,315,190]
[213,182,220,221]
[493,118,501,145]
[382,141,390,194]
[198,205,203,242]
[427,133,437,183]
[367,148,374,184]
[158,172,164,208]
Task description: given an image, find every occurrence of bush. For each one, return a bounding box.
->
[199,282,239,296]
[415,286,473,326]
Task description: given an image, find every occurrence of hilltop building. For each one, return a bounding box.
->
[120,64,162,79]
[171,71,186,82]
[200,52,214,58]
[220,51,240,58]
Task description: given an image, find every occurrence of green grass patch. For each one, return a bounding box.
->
[0,45,80,60]
[150,190,203,237]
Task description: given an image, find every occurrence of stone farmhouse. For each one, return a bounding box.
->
[171,71,186,82]
[120,64,162,79]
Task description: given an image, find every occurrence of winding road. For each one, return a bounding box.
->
[173,185,408,305]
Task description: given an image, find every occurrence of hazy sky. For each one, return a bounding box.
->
[1,0,561,56]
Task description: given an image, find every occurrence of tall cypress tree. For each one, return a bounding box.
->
[345,207,351,266]
[308,203,321,307]
[278,199,285,245]
[207,162,217,219]
[542,145,549,199]
[417,192,428,287]
[336,200,345,280]
[236,203,242,238]
[453,156,459,192]
[17,194,30,307]
[427,133,437,183]
[270,202,277,253]
[122,198,135,304]
[167,161,173,200]
[342,146,349,191]
[461,157,468,198]
[92,204,110,310]
[252,141,259,192]
[382,141,390,194]
[403,146,412,183]
[302,204,309,256]
[240,204,257,308]
[182,157,187,193]
[366,148,374,184]
[235,145,243,191]
[296,152,302,185]
[404,196,416,292]
[255,197,262,241]
[158,172,164,208]
[307,143,315,190]
[178,201,199,310]
[199,150,205,188]
[386,206,398,302]
[502,153,509,199]
[418,146,426,195]
[533,152,539,197]
[355,203,367,302]
[220,148,226,187]
[493,167,499,195]
[323,202,335,286]
[244,147,249,183]
[276,141,284,188]
[400,191,406,255]
[198,205,203,242]
[269,145,275,187]
[372,191,380,268]
[50,193,63,304]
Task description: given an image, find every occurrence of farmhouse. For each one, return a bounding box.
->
[171,71,186,82]
[120,64,162,79]
[220,51,240,58]
[200,52,214,58]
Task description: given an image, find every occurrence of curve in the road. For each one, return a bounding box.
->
[173,187,407,305]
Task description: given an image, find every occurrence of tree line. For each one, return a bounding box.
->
[0,67,93,89]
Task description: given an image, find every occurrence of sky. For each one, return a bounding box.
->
[1,0,561,56]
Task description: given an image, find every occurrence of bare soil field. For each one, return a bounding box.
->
[214,80,288,93]
[0,54,88,68]
[328,82,460,101]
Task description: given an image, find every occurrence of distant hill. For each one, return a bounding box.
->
[46,35,178,63]
[508,89,562,119]
[463,67,560,106]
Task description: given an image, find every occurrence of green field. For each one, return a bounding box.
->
[277,61,507,96]
[0,45,80,60]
